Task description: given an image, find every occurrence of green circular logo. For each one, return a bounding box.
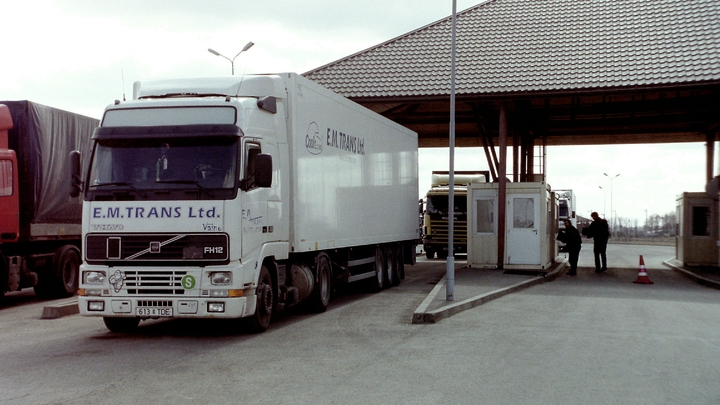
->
[181,275,196,290]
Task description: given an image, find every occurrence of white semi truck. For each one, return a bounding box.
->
[75,73,419,333]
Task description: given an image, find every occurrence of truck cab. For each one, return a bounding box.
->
[422,171,488,259]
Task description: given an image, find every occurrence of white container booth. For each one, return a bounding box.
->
[676,192,717,266]
[467,181,557,270]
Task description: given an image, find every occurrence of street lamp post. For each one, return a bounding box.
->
[603,173,620,232]
[208,41,254,75]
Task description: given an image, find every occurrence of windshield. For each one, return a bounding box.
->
[426,195,467,215]
[86,137,238,201]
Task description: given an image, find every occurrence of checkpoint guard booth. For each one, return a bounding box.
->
[467,180,557,270]
[676,192,717,266]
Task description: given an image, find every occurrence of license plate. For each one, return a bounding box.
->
[136,307,173,317]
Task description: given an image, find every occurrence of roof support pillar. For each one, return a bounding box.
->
[526,134,535,181]
[513,132,520,182]
[479,130,499,181]
[498,104,508,269]
[707,131,716,182]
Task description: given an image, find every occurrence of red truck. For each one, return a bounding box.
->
[0,101,97,302]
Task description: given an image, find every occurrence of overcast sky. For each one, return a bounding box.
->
[1,0,710,224]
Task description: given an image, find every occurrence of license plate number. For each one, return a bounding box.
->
[136,307,173,317]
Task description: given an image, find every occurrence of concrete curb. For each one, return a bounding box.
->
[663,259,720,290]
[41,299,79,319]
[412,259,568,324]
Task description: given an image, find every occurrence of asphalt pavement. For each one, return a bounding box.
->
[412,242,720,324]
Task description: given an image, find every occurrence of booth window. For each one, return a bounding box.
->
[513,197,535,228]
[475,199,495,234]
[691,206,710,236]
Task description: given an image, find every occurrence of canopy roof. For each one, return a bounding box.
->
[305,0,720,147]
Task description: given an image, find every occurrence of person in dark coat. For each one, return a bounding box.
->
[586,211,610,273]
[562,219,582,275]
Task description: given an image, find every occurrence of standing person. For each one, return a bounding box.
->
[586,211,610,273]
[562,219,582,275]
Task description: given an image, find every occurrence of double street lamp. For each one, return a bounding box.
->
[207,41,255,75]
[603,173,620,232]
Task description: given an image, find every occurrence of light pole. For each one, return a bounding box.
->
[446,0,457,302]
[604,173,620,232]
[208,41,254,75]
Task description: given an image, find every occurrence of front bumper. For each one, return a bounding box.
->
[78,294,255,319]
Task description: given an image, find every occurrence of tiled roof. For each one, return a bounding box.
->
[304,0,720,98]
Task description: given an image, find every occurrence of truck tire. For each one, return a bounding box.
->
[383,247,395,288]
[371,246,385,292]
[391,246,403,286]
[55,247,80,298]
[35,246,80,299]
[245,264,274,333]
[425,249,435,259]
[307,253,331,313]
[103,317,140,333]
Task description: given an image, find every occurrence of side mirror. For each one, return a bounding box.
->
[255,153,273,188]
[69,150,82,198]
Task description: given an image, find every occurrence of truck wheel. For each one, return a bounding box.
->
[55,247,80,297]
[308,253,331,313]
[371,246,385,292]
[391,246,403,286]
[245,265,274,333]
[437,251,448,260]
[425,249,435,259]
[383,247,395,288]
[103,317,140,333]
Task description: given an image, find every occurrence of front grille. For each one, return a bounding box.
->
[429,219,468,244]
[125,270,187,295]
[86,233,228,262]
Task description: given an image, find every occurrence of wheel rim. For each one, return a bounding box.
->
[319,263,330,305]
[62,259,77,290]
[385,249,394,285]
[375,248,384,288]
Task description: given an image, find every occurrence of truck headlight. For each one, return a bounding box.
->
[83,271,106,285]
[210,272,232,285]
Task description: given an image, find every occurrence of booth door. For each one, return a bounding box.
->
[507,194,541,265]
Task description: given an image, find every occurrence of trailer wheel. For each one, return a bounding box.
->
[245,264,274,333]
[425,249,435,259]
[103,317,140,333]
[55,247,80,298]
[383,247,395,288]
[308,253,331,313]
[371,246,385,292]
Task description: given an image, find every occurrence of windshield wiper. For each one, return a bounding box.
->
[90,182,147,198]
[155,180,215,197]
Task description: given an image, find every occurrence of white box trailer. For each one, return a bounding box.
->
[76,73,418,332]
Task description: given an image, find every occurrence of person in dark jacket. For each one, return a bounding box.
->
[586,211,610,273]
[561,219,582,275]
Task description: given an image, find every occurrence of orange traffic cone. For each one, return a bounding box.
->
[633,255,654,284]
